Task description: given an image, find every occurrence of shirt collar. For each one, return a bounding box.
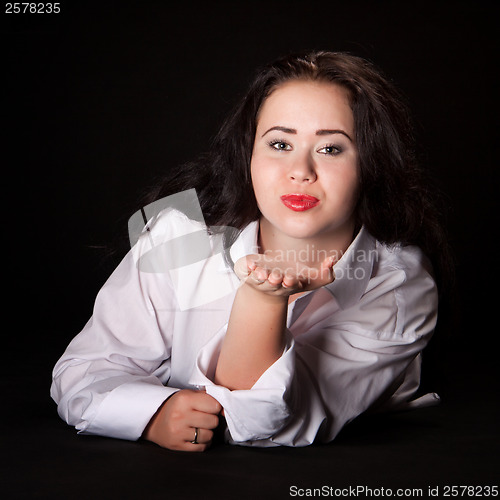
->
[228,222,376,310]
[324,226,376,309]
[228,221,260,263]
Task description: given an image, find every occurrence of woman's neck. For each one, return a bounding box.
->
[257,217,356,269]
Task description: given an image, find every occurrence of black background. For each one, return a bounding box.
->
[2,1,499,498]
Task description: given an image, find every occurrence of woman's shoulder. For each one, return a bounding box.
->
[374,239,435,283]
[370,240,438,329]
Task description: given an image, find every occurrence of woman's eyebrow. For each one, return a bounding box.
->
[261,126,352,141]
[316,129,353,141]
[261,126,296,137]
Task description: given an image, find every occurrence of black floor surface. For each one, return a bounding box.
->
[2,349,498,499]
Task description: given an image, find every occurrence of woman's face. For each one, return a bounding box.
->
[250,80,359,248]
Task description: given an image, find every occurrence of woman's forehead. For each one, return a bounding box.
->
[256,80,354,134]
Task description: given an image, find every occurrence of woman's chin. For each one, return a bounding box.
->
[273,222,328,241]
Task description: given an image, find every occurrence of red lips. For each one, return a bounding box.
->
[280,194,320,212]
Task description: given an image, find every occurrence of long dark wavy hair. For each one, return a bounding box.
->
[140,50,453,299]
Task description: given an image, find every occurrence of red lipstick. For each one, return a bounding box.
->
[280,194,320,212]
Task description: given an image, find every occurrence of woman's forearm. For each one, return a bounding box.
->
[214,283,288,390]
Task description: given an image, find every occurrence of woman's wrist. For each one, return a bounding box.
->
[237,280,290,307]
[214,281,289,390]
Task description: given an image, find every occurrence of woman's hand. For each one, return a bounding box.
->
[143,389,222,452]
[215,254,335,390]
[234,253,336,298]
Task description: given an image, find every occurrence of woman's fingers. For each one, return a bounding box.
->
[234,255,260,280]
[235,253,337,294]
[187,410,220,432]
[267,267,284,287]
[143,389,223,452]
[282,272,300,289]
[187,390,223,415]
[183,391,222,449]
[185,427,214,446]
[252,266,269,283]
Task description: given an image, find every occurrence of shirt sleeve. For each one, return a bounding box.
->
[50,249,178,441]
[188,326,296,443]
[189,245,438,447]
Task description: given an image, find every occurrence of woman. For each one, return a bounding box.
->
[51,51,449,451]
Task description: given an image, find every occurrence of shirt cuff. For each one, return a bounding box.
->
[189,327,295,443]
[79,377,178,441]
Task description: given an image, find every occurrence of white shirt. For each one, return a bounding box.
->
[51,206,439,447]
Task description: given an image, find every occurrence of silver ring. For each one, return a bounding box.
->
[190,427,199,444]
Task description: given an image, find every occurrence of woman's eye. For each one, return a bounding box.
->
[268,140,292,151]
[318,145,342,155]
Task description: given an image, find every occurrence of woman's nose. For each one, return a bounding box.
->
[288,153,317,183]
